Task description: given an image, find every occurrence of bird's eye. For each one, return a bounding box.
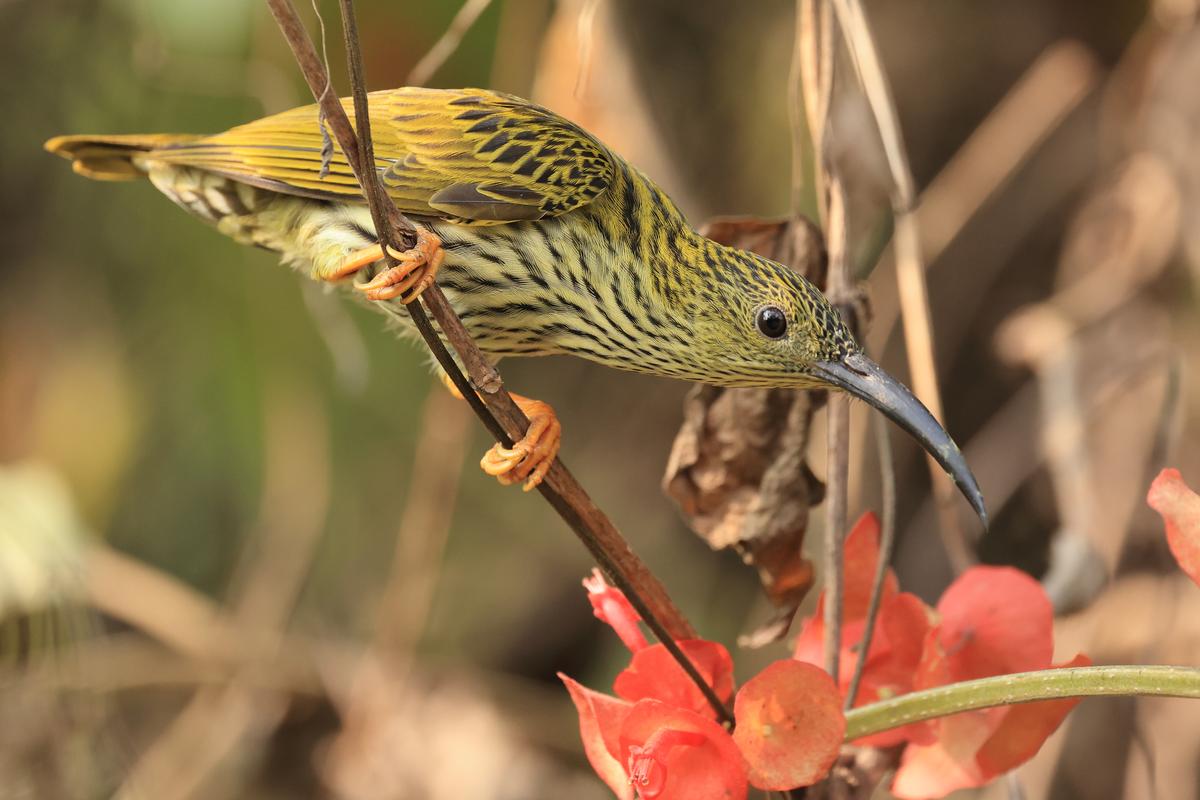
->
[755,306,788,339]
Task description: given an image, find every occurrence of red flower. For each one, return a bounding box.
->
[567,573,845,797]
[620,700,748,799]
[792,515,1088,798]
[615,640,736,718]
[1147,468,1200,587]
[891,568,1088,799]
[563,665,845,799]
[584,569,736,718]
[794,513,933,745]
[562,675,637,799]
[562,674,748,800]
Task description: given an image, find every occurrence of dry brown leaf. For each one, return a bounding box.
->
[663,217,831,646]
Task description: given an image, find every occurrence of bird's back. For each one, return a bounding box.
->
[51,87,616,221]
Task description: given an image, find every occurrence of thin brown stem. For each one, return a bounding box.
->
[265,0,730,724]
[796,0,835,218]
[823,395,849,683]
[829,0,975,568]
[796,0,851,684]
[821,178,852,684]
[844,409,895,709]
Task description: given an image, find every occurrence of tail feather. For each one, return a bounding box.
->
[44,133,202,181]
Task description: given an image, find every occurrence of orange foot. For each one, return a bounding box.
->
[480,394,562,491]
[323,227,444,303]
[438,376,562,492]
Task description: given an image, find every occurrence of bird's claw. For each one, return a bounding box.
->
[480,397,561,491]
[323,228,444,304]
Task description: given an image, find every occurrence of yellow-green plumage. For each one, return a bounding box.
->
[45,86,987,521]
[47,87,853,388]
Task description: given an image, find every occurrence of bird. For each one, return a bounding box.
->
[46,86,986,524]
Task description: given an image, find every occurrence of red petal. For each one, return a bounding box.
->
[891,732,986,799]
[619,700,748,800]
[849,592,935,747]
[794,512,900,669]
[732,660,846,790]
[614,640,736,719]
[791,595,827,668]
[584,569,649,652]
[935,566,1053,682]
[1147,468,1200,587]
[843,512,899,618]
[906,626,953,746]
[892,655,1092,798]
[560,674,636,800]
[893,698,1005,797]
[975,653,1091,776]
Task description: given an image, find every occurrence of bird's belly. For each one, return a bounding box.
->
[147,167,636,365]
[280,202,585,361]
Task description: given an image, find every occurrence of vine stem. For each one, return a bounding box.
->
[263,0,732,725]
[844,665,1200,741]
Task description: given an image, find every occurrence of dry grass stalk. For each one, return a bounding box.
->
[829,0,974,571]
[406,0,496,86]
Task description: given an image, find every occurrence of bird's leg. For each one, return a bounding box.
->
[439,374,561,492]
[321,227,444,304]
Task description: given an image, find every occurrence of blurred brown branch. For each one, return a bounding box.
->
[114,388,331,800]
[406,0,495,86]
[323,384,471,793]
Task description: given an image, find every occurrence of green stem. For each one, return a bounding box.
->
[844,665,1200,741]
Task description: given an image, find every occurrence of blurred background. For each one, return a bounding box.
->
[2,0,1200,797]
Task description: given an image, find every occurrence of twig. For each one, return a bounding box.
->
[863,43,1098,373]
[791,0,833,210]
[406,0,496,86]
[823,397,849,684]
[917,42,1099,262]
[822,179,852,684]
[795,0,834,673]
[796,0,834,203]
[84,544,239,661]
[795,0,851,686]
[844,409,895,708]
[862,39,1100,391]
[265,0,730,724]
[373,386,469,656]
[826,0,913,207]
[8,634,324,696]
[573,0,601,99]
[896,215,973,570]
[829,0,974,570]
[909,342,1167,538]
[330,387,471,781]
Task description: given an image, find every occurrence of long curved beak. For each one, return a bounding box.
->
[811,351,987,528]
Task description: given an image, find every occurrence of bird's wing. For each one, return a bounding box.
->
[147,87,615,224]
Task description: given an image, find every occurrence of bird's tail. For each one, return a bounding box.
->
[43,133,202,181]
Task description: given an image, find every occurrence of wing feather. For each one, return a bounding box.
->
[147,87,615,224]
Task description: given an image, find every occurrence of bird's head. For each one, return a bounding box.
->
[691,247,987,527]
